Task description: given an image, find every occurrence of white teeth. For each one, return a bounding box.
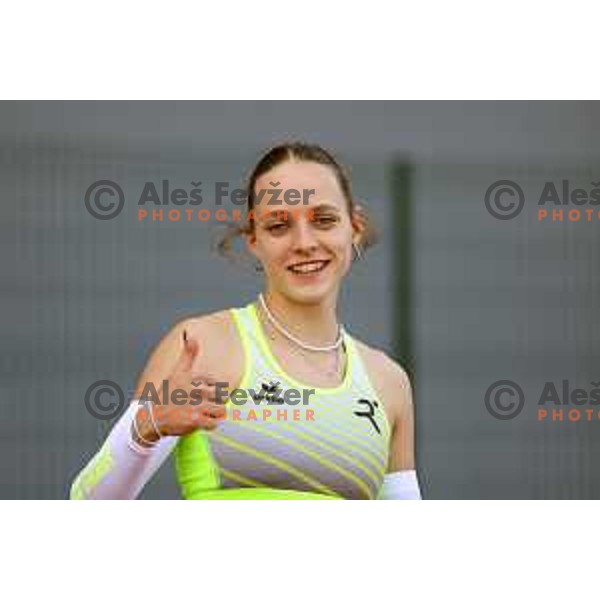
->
[289,261,328,274]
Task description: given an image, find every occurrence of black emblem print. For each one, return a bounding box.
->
[261,380,284,404]
[353,398,381,434]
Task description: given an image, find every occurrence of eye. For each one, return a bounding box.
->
[314,215,338,227]
[266,222,289,233]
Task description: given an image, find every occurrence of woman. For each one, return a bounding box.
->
[70,142,421,500]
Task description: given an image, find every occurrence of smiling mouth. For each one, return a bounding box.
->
[287,260,331,274]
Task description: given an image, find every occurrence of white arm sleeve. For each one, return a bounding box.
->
[70,401,178,500]
[378,470,422,500]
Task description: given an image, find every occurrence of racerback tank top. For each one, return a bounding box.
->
[174,300,391,499]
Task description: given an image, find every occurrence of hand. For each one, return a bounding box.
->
[134,330,227,444]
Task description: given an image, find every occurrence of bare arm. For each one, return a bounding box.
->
[376,354,421,499]
[386,362,416,473]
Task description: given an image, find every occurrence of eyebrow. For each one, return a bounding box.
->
[262,203,342,218]
[311,203,342,212]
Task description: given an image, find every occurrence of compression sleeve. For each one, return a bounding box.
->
[377,470,422,500]
[69,400,177,500]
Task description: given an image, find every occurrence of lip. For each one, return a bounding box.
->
[286,258,331,271]
[286,259,331,277]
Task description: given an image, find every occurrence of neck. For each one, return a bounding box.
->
[259,288,340,346]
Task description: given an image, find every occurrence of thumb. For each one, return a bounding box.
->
[177,330,200,372]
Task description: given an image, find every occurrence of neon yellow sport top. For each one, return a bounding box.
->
[174,301,391,500]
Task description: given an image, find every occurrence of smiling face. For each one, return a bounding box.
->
[245,160,364,304]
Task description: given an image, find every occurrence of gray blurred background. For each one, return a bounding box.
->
[1,101,598,499]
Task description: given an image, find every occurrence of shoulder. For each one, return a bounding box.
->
[135,307,244,392]
[351,337,412,391]
[351,337,413,422]
[176,307,243,367]
[179,307,239,343]
[152,307,239,356]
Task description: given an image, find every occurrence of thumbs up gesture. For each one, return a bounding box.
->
[134,330,227,444]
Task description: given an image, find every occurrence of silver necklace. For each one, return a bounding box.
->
[258,293,344,352]
[258,293,346,380]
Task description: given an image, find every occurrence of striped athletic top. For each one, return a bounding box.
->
[174,301,391,500]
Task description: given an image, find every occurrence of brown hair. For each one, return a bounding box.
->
[217,142,378,261]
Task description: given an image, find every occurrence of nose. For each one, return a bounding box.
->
[290,219,318,254]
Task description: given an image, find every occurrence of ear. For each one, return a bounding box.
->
[244,229,259,259]
[351,204,367,245]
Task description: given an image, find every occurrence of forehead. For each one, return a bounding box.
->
[254,160,345,208]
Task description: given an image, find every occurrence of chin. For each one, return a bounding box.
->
[280,281,339,305]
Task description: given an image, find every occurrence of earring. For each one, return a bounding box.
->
[255,262,264,272]
[352,241,363,262]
